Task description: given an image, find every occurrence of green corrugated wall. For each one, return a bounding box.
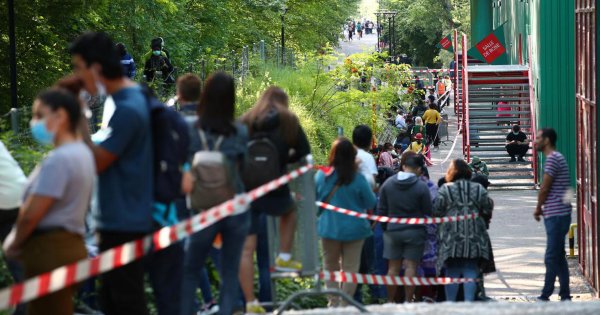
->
[489,0,576,186]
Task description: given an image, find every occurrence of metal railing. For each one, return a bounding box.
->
[461,33,470,162]
[527,36,539,185]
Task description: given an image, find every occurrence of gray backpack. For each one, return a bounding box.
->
[189,129,236,211]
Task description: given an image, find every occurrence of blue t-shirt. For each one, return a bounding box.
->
[97,86,153,232]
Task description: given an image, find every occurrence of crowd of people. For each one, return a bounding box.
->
[345,19,376,41]
[0,30,574,315]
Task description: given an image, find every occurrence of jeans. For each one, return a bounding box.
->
[99,231,149,315]
[181,211,250,315]
[445,258,479,302]
[146,241,184,315]
[198,248,220,305]
[541,214,571,300]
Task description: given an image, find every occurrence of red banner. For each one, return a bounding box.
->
[475,32,506,64]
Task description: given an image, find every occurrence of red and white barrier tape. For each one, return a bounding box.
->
[411,69,447,74]
[0,165,313,310]
[320,271,475,286]
[316,201,478,224]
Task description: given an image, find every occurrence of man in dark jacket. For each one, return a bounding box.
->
[378,152,432,302]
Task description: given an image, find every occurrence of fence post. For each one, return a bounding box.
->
[10,108,19,134]
[200,59,206,89]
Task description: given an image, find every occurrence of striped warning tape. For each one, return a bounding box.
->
[320,271,476,286]
[0,164,313,310]
[316,201,478,224]
[411,69,448,74]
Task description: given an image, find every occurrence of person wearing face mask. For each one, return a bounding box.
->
[505,124,529,162]
[69,32,154,315]
[378,152,432,303]
[143,38,174,84]
[3,88,94,315]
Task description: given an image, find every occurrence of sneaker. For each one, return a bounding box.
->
[509,157,517,163]
[245,302,266,314]
[560,296,573,302]
[536,296,550,302]
[199,302,219,315]
[518,156,526,162]
[275,257,302,272]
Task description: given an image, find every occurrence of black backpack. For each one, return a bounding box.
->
[142,84,190,204]
[241,131,284,190]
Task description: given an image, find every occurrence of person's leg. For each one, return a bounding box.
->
[219,212,251,315]
[444,260,460,302]
[278,209,297,258]
[462,259,480,302]
[404,260,419,302]
[198,267,214,305]
[339,239,365,305]
[541,217,560,299]
[386,259,403,303]
[99,231,148,315]
[518,144,529,160]
[373,224,388,301]
[557,216,572,300]
[239,234,258,304]
[432,124,440,147]
[506,144,517,161]
[321,238,343,307]
[22,232,87,315]
[180,224,219,315]
[146,241,184,315]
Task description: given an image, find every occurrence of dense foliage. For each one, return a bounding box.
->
[0,0,360,115]
[378,0,470,66]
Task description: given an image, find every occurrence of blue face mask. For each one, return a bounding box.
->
[152,50,161,56]
[30,119,55,146]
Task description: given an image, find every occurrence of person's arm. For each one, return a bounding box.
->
[289,126,311,164]
[433,186,448,217]
[357,175,377,210]
[535,173,554,221]
[422,185,433,217]
[3,195,55,258]
[482,163,489,176]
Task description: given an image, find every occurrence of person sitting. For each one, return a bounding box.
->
[469,156,489,177]
[411,100,428,118]
[411,117,426,141]
[395,110,407,130]
[505,125,529,162]
[378,142,396,169]
[143,38,174,83]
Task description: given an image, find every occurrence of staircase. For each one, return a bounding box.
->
[464,65,537,189]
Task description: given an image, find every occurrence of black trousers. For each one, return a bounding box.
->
[425,123,440,147]
[506,143,529,158]
[99,231,149,315]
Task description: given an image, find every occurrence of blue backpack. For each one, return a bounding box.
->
[141,85,190,206]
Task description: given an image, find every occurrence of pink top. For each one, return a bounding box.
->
[497,101,511,117]
[378,151,395,168]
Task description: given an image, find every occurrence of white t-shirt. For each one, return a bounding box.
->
[0,141,27,209]
[356,148,377,188]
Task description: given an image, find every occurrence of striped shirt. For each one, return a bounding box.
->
[542,151,572,218]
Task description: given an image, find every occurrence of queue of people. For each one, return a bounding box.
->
[0,30,572,315]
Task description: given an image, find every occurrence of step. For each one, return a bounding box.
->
[470,125,531,130]
[488,167,533,172]
[489,182,537,188]
[469,110,531,115]
[468,76,529,82]
[470,146,531,151]
[468,97,531,102]
[489,174,535,180]
[469,118,531,122]
[468,103,531,107]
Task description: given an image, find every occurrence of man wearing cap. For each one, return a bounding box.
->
[469,156,489,177]
[408,133,425,155]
